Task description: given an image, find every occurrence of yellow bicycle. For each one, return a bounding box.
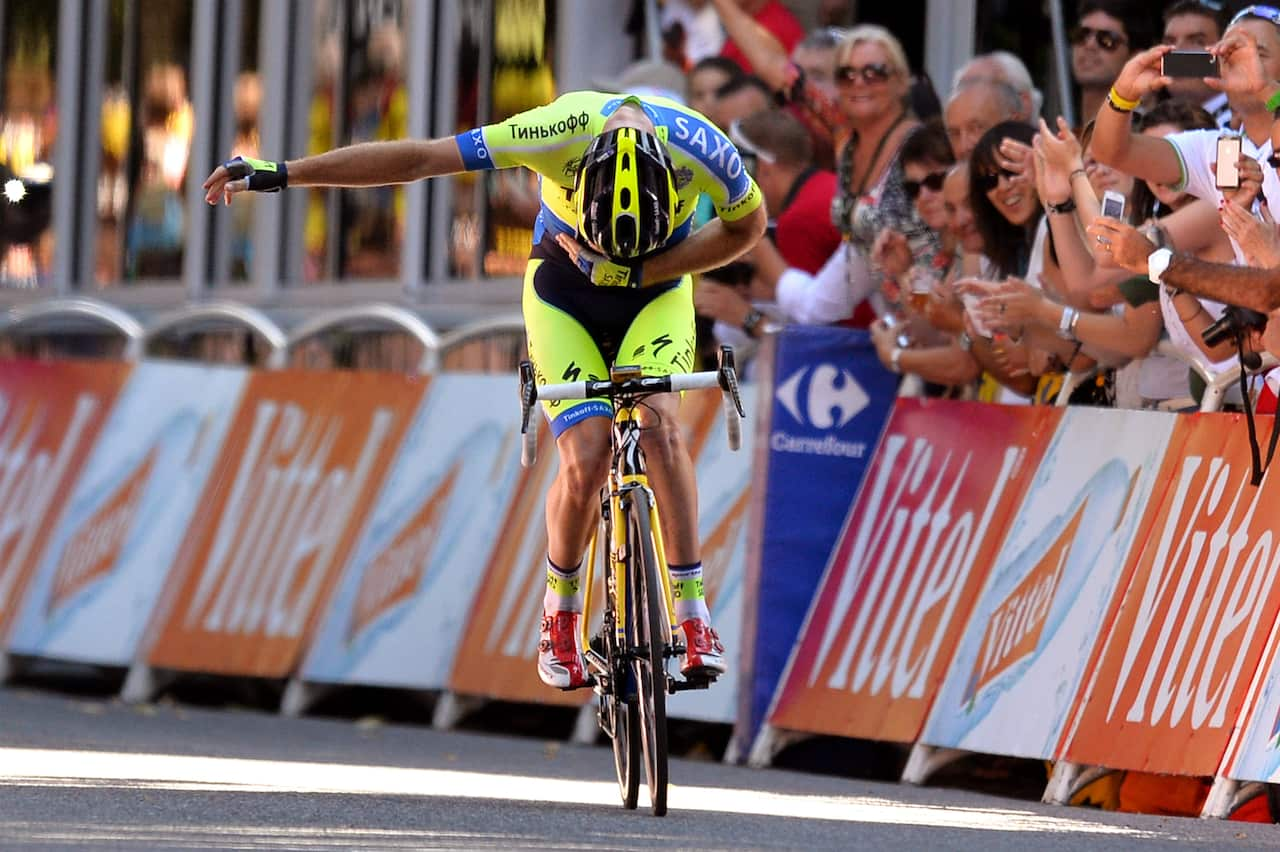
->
[518,346,744,816]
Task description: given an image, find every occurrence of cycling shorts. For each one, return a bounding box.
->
[523,238,696,437]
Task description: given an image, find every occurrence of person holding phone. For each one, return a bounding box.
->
[1161,0,1232,129]
[1091,7,1280,263]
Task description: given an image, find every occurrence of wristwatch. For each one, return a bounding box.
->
[1147,248,1174,285]
[742,307,765,337]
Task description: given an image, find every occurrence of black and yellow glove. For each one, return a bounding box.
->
[223,156,288,192]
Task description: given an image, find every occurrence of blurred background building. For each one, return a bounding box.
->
[0,0,1034,334]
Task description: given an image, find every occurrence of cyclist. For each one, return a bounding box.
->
[203,90,766,689]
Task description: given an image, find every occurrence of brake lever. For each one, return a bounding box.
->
[717,346,745,418]
[518,360,537,433]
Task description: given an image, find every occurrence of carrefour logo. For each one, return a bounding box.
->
[772,364,872,458]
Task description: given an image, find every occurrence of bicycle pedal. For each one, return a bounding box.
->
[667,673,717,693]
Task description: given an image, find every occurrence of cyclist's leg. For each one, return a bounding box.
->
[524,257,613,688]
[613,275,699,563]
[614,277,724,675]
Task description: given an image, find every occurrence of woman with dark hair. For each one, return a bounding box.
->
[969,121,1042,278]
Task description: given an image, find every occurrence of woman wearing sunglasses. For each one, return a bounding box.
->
[709,0,939,325]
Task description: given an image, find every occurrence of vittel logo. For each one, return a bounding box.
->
[346,464,461,645]
[808,434,1024,699]
[48,448,157,616]
[772,365,870,458]
[183,400,395,639]
[1106,454,1280,731]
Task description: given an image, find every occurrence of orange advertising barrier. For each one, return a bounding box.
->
[1063,413,1280,776]
[447,389,741,707]
[143,369,425,678]
[0,360,132,640]
[766,400,1060,743]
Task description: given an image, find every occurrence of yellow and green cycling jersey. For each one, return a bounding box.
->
[454,90,762,251]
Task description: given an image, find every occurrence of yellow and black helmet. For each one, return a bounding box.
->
[573,126,678,261]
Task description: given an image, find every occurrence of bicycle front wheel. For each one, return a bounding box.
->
[627,487,669,817]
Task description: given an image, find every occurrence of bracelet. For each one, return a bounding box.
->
[1058,306,1079,339]
[1068,168,1087,183]
[1108,86,1140,112]
[1047,197,1077,215]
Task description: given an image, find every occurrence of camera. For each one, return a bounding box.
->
[1202,304,1268,354]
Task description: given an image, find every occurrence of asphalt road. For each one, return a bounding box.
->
[0,685,1276,851]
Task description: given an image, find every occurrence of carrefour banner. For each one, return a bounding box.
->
[744,326,898,740]
[7,363,247,665]
[298,375,520,691]
[920,407,1179,760]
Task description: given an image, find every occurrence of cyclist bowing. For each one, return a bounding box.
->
[204,91,765,689]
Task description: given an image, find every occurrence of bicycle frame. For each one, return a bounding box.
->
[579,401,679,680]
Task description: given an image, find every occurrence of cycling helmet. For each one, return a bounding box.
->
[573,126,678,260]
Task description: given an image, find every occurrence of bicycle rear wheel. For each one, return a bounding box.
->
[627,487,669,816]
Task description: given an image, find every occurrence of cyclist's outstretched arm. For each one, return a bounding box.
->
[203,137,464,204]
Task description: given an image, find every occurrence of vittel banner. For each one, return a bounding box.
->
[921,408,1178,760]
[143,370,424,678]
[764,400,1059,743]
[7,363,247,665]
[0,361,131,642]
[1064,414,1280,776]
[299,376,521,691]
[747,326,897,739]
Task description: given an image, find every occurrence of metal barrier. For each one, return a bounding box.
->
[0,298,144,361]
[284,303,442,375]
[142,302,289,368]
[1054,340,1221,409]
[435,314,527,373]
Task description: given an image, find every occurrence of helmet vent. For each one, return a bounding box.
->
[620,188,631,208]
[621,153,631,171]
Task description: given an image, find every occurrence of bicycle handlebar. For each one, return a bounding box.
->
[518,346,746,467]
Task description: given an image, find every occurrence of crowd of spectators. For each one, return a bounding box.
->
[635,0,1280,413]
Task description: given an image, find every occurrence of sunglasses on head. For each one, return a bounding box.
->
[835,63,893,85]
[975,167,1017,193]
[1231,5,1280,28]
[903,171,948,200]
[1069,25,1127,51]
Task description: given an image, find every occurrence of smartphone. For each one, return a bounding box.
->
[1101,190,1126,221]
[1161,50,1219,79]
[1216,136,1242,189]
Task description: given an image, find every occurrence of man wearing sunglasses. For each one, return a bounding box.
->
[1072,1,1151,121]
[1092,5,1280,262]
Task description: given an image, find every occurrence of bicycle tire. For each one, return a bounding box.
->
[604,505,641,810]
[628,487,669,816]
[610,696,641,809]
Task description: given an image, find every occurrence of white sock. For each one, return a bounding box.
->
[669,562,710,624]
[544,556,583,614]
